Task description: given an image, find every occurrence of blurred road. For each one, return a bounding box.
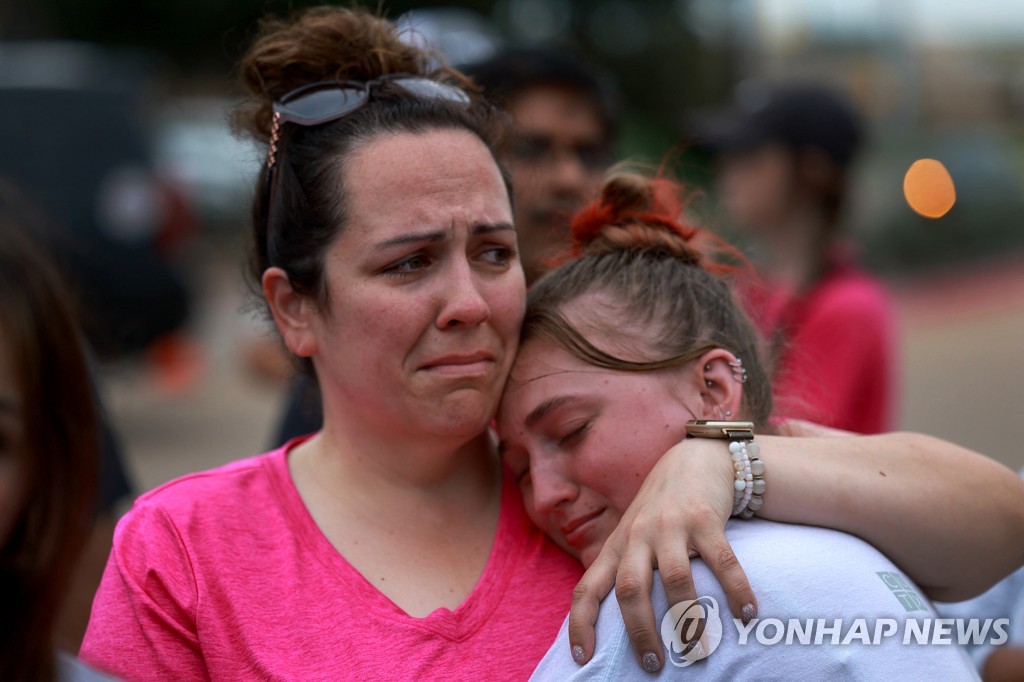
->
[101,254,1024,497]
[898,258,1024,473]
[100,244,284,494]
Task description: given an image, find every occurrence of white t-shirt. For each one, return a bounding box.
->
[532,520,979,681]
[937,565,1024,673]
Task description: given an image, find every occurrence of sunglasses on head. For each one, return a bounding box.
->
[267,74,472,169]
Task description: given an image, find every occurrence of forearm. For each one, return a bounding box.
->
[756,431,1024,601]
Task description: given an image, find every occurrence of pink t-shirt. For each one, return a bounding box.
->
[80,441,583,681]
[739,258,898,434]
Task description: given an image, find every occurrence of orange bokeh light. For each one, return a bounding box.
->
[903,158,956,219]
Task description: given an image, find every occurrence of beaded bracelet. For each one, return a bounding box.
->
[685,420,766,519]
[728,439,766,518]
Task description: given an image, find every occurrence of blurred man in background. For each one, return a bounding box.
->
[467,47,619,284]
[270,46,620,444]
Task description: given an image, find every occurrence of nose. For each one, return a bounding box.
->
[530,455,579,515]
[436,256,490,329]
[549,150,589,197]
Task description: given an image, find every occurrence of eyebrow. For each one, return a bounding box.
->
[374,223,515,251]
[525,395,578,429]
[497,393,583,456]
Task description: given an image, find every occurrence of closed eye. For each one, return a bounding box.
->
[558,421,591,448]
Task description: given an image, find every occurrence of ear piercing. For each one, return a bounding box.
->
[713,404,733,419]
[705,359,748,384]
[730,358,748,383]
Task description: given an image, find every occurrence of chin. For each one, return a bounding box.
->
[577,545,600,569]
[547,532,582,564]
[432,391,498,435]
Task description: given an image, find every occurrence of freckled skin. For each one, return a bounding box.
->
[497,334,704,567]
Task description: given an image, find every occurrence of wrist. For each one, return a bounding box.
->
[685,420,766,519]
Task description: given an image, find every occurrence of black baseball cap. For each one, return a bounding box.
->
[693,80,864,169]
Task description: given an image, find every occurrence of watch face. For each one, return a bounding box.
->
[685,420,755,439]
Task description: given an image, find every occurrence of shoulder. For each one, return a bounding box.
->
[129,450,280,520]
[97,448,299,635]
[112,449,289,568]
[726,520,902,582]
[530,522,946,681]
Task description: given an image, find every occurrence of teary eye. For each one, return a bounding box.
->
[479,245,514,267]
[384,253,431,277]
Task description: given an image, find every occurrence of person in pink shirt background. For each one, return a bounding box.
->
[711,82,897,433]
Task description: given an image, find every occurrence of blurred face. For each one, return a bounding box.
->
[505,86,609,282]
[718,142,795,233]
[0,333,26,548]
[497,330,703,567]
[307,129,526,441]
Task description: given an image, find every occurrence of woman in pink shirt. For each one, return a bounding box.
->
[79,9,1023,680]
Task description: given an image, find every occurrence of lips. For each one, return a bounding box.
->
[560,508,605,547]
[421,351,496,370]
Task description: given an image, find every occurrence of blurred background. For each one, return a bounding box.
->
[2,0,1022,494]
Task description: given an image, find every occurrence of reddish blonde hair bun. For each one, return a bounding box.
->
[567,168,742,276]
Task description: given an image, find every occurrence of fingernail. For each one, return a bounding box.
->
[642,651,661,672]
[572,645,586,664]
[742,603,756,624]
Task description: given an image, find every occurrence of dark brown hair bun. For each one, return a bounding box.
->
[233,6,476,143]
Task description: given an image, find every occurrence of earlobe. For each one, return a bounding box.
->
[262,267,318,357]
[694,349,745,421]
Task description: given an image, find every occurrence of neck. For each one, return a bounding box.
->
[756,204,831,291]
[286,402,504,618]
[292,402,502,526]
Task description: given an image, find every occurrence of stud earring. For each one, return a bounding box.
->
[729,357,748,383]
